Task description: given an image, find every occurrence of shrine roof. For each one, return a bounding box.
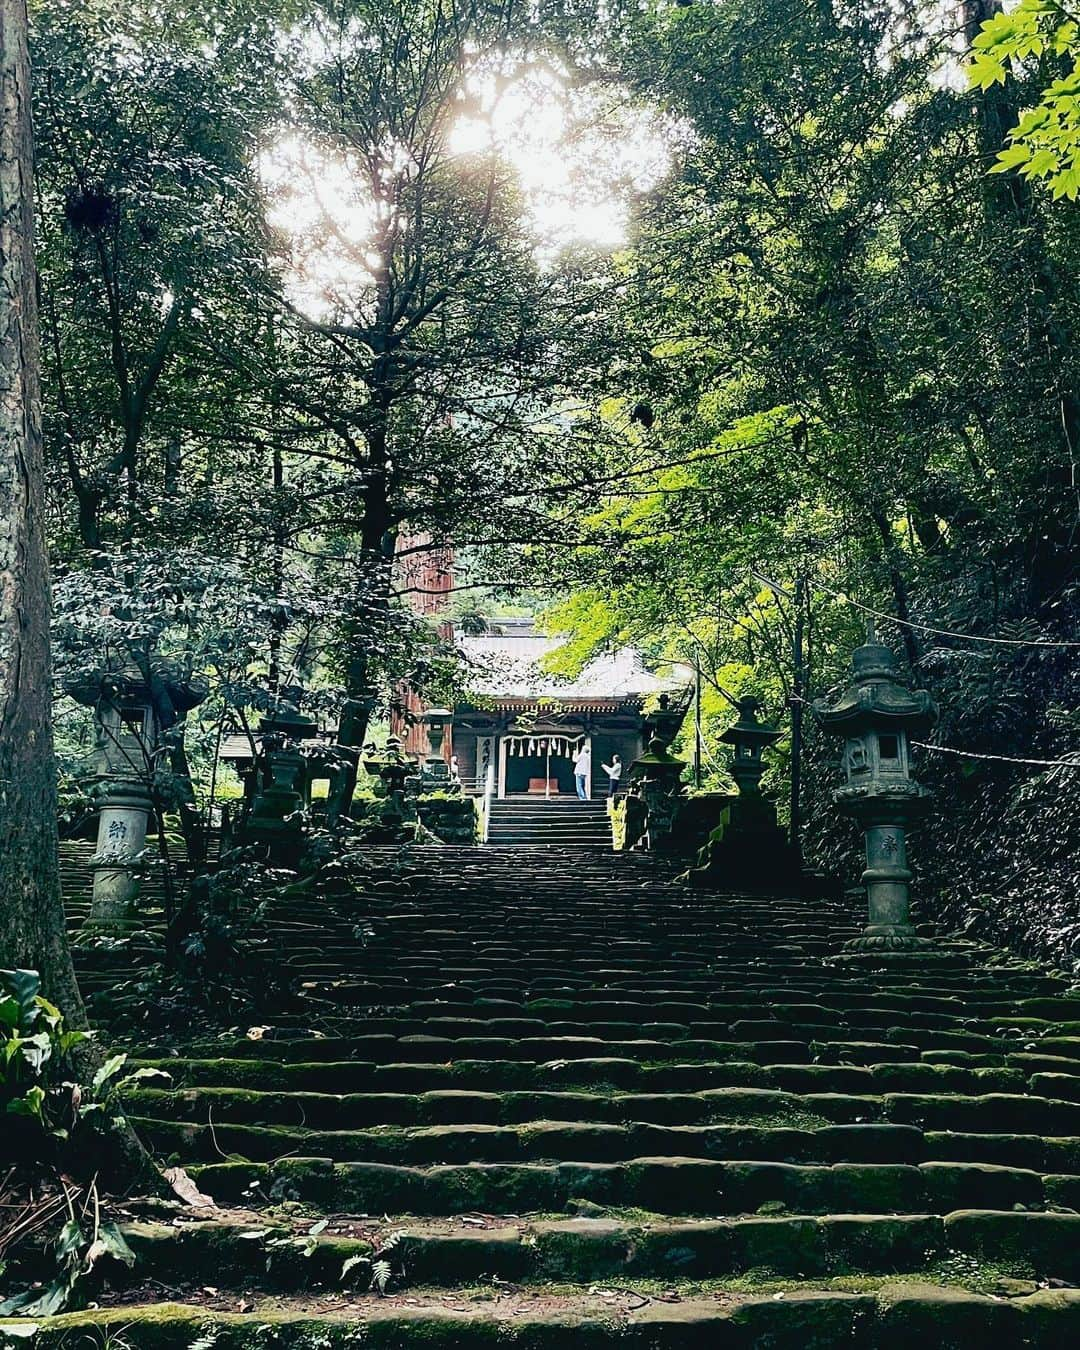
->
[456,618,684,704]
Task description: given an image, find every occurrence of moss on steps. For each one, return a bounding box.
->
[103,1209,1080,1287]
[133,1116,933,1167]
[51,848,1080,1348]
[184,1155,1047,1215]
[5,1287,1080,1348]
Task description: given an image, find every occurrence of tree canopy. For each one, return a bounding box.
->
[1,0,1074,967]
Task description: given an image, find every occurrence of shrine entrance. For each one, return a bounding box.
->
[498,731,588,798]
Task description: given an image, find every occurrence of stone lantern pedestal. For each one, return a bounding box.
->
[361,736,418,841]
[421,709,454,791]
[814,633,938,952]
[87,782,154,929]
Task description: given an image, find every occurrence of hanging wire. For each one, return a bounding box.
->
[751,567,1078,648]
[791,696,1076,773]
[911,742,1080,771]
[817,583,1079,649]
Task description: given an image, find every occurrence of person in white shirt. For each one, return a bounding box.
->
[602,753,622,798]
[573,742,591,799]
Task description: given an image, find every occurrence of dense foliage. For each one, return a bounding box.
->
[524,0,1080,965]
[20,0,1080,967]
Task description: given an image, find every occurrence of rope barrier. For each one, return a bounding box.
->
[911,741,1080,771]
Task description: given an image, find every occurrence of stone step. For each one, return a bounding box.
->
[48,841,1080,1350]
[108,1208,1080,1288]
[136,1116,1080,1174]
[125,1084,1080,1135]
[11,1287,1080,1349]
[133,1053,1028,1096]
[188,1154,1049,1216]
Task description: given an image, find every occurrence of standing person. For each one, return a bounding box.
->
[602,753,622,798]
[573,741,591,799]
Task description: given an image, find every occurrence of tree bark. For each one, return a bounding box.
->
[326,391,397,826]
[0,0,83,1020]
[1,4,157,1192]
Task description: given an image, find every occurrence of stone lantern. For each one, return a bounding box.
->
[680,697,801,892]
[626,735,687,852]
[245,702,318,863]
[361,735,417,837]
[67,660,206,930]
[421,708,453,789]
[814,630,938,950]
[721,697,781,797]
[373,735,413,802]
[643,693,684,753]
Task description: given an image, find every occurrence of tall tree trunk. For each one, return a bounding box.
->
[0,0,82,1020]
[327,394,396,826]
[1,7,156,1191]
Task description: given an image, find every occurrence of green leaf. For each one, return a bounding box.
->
[1024,147,1061,177]
[7,1086,46,1120]
[14,1278,75,1317]
[967,52,1009,90]
[58,1029,91,1055]
[34,996,63,1028]
[55,1219,85,1264]
[91,1052,128,1094]
[991,143,1034,173]
[87,1223,136,1269]
[0,970,41,1023]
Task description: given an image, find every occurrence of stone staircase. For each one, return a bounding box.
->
[13,845,1080,1345]
[486,797,612,847]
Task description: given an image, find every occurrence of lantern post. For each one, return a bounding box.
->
[67,661,206,930]
[720,697,781,797]
[421,708,453,789]
[245,701,318,863]
[814,629,938,950]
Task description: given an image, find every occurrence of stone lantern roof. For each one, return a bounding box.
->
[65,657,208,720]
[814,639,937,737]
[719,697,781,752]
[629,735,686,780]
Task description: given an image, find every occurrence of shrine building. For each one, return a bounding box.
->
[450,617,683,798]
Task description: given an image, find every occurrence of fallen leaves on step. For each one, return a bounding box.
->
[163,1167,216,1210]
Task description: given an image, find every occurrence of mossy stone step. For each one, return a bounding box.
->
[187,1155,1045,1216]
[57,845,1080,1347]
[134,1118,930,1167]
[93,1208,1080,1288]
[124,1085,1080,1134]
[132,1055,1026,1097]
[8,1288,1080,1348]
